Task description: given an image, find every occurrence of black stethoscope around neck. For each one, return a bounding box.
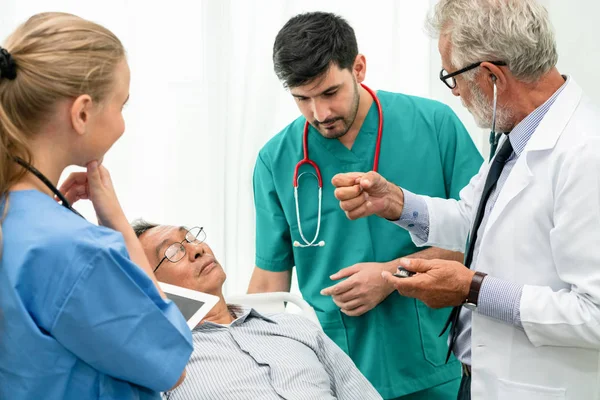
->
[13,156,84,218]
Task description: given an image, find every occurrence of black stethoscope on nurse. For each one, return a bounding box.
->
[13,156,85,219]
[292,83,383,248]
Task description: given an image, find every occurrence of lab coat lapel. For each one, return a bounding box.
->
[482,77,583,237]
[482,146,532,235]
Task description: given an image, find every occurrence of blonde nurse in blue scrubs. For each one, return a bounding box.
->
[0,13,192,399]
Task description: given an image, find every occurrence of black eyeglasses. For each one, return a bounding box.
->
[439,61,507,89]
[153,226,206,273]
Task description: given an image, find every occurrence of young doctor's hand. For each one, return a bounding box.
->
[332,171,404,221]
[320,262,396,316]
[381,258,475,309]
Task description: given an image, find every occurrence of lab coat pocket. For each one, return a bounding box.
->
[498,379,565,400]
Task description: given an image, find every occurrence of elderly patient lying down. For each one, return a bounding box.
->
[133,220,382,400]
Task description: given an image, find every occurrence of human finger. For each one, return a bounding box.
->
[339,195,368,213]
[332,172,365,188]
[334,184,364,201]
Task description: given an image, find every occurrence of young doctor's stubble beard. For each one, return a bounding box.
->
[465,79,515,133]
[314,80,361,139]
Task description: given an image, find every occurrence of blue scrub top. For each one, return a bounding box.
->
[0,190,193,399]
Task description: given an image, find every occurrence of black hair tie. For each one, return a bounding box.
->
[0,47,17,81]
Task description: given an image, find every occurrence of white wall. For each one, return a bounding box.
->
[547,0,600,100]
[1,1,597,296]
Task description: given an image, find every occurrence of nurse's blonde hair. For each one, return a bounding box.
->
[0,13,125,256]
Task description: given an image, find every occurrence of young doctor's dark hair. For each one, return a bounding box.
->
[273,11,359,89]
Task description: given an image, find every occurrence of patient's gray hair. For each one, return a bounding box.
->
[131,219,158,238]
[427,0,558,83]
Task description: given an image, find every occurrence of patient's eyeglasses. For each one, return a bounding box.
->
[154,227,206,273]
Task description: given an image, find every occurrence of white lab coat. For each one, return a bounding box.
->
[416,78,600,400]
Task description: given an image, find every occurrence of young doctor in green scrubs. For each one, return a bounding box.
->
[248,12,482,400]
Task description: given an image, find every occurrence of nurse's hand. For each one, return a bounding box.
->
[381,258,476,309]
[332,171,404,221]
[59,161,127,229]
[320,262,395,316]
[58,171,89,205]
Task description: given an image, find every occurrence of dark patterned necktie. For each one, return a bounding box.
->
[489,131,504,160]
[440,135,514,363]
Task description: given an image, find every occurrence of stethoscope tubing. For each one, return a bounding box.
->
[13,156,85,219]
[292,83,383,248]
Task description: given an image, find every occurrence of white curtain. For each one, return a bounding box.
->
[1,0,598,296]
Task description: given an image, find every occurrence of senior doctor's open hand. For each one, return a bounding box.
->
[382,258,476,309]
[331,171,405,221]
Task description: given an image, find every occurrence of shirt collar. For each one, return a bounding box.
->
[229,304,277,324]
[508,75,569,157]
[194,304,277,330]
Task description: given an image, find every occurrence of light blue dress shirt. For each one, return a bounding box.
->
[0,190,193,399]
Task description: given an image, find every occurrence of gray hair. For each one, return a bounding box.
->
[131,219,158,238]
[427,0,558,83]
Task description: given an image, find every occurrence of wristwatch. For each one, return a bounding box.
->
[462,271,487,311]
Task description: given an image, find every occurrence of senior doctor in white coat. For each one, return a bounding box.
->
[331,1,600,399]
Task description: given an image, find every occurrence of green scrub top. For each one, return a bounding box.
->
[253,90,482,399]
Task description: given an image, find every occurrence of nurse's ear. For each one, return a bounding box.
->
[70,94,94,136]
[352,54,367,83]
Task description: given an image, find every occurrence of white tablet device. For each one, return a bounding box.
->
[159,282,219,329]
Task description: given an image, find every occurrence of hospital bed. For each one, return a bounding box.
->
[227,292,321,329]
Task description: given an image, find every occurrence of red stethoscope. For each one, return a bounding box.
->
[292,83,383,248]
